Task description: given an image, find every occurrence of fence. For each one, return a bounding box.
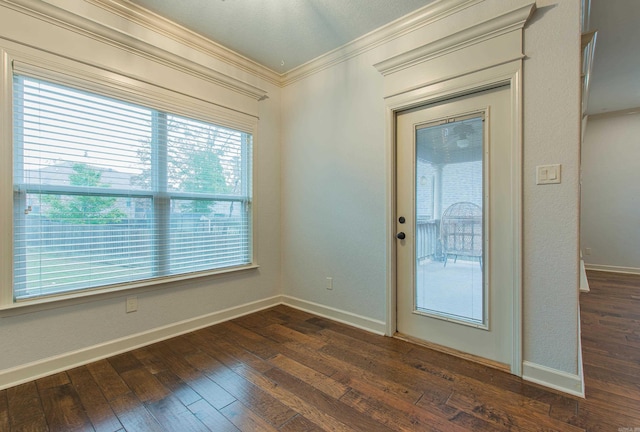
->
[22,215,248,270]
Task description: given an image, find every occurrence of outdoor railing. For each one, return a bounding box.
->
[416,219,440,261]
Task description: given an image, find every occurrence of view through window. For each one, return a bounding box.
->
[13,75,252,300]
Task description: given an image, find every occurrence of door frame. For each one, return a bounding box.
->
[383,64,523,376]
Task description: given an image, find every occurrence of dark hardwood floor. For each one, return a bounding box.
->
[1,270,639,431]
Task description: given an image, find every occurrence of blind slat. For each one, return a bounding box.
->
[13,74,252,301]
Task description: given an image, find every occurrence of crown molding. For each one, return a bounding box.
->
[85,0,282,87]
[0,0,269,100]
[281,0,484,86]
[374,3,535,76]
[1,0,504,90]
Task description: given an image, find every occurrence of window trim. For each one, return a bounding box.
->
[1,48,259,310]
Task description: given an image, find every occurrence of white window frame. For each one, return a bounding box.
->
[0,48,259,310]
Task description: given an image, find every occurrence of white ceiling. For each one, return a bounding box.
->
[125,0,639,114]
[587,0,640,114]
[126,0,434,73]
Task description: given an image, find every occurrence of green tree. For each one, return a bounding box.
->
[44,163,127,224]
[132,117,233,215]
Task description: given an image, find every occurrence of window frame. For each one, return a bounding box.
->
[1,50,259,310]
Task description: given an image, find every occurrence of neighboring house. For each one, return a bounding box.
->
[24,161,141,218]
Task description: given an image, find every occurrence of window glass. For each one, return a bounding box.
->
[13,75,252,301]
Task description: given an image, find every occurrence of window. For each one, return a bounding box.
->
[12,74,253,301]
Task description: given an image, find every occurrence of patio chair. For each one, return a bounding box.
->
[440,202,482,267]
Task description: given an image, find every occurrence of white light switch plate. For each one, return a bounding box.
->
[536,164,561,185]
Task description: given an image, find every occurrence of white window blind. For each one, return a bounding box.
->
[13,74,252,301]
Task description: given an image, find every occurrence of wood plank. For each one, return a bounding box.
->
[187,399,240,432]
[189,330,274,374]
[86,360,131,401]
[446,390,585,432]
[340,384,473,432]
[6,382,48,430]
[38,382,94,432]
[262,366,394,432]
[278,414,324,432]
[145,395,210,432]
[119,367,169,403]
[285,340,423,403]
[189,352,297,428]
[67,366,123,432]
[109,392,164,432]
[153,369,202,407]
[0,390,8,432]
[186,375,236,410]
[219,400,280,432]
[268,354,349,399]
[233,364,355,431]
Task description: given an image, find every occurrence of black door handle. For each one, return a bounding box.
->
[396,232,406,240]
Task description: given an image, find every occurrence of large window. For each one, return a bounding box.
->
[12,74,253,301]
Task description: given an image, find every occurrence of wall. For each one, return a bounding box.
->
[581,110,640,274]
[0,0,281,386]
[281,0,582,389]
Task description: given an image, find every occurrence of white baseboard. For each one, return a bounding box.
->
[0,295,282,391]
[579,258,590,292]
[282,295,387,335]
[584,263,640,276]
[522,361,584,398]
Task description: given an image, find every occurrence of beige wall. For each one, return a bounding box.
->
[282,0,582,378]
[581,110,640,273]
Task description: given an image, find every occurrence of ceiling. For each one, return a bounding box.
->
[126,0,434,73]
[124,0,639,114]
[587,0,640,114]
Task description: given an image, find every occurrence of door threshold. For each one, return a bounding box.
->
[393,332,511,373]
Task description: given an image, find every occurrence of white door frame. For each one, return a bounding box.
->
[383,66,523,376]
[376,3,533,377]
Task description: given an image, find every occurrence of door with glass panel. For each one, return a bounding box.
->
[396,85,514,368]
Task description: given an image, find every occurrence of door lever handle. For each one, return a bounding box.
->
[396,232,406,240]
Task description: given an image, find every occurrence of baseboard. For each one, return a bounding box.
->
[584,263,640,276]
[281,295,387,335]
[0,295,282,391]
[522,361,584,398]
[579,258,590,292]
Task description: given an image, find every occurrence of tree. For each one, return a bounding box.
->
[132,116,233,215]
[44,163,127,224]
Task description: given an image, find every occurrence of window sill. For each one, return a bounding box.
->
[0,264,260,317]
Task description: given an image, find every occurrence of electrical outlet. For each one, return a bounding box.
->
[326,277,333,290]
[585,248,592,256]
[126,296,138,313]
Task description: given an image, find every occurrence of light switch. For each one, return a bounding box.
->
[536,164,561,185]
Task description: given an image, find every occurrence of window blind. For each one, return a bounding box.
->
[13,74,252,300]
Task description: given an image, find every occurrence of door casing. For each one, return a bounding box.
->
[383,64,523,376]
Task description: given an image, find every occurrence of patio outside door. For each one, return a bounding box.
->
[396,85,514,369]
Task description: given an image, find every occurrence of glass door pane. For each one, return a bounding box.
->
[414,113,485,326]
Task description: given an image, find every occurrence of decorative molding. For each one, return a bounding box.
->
[282,0,483,86]
[0,0,491,89]
[374,3,535,76]
[522,361,585,398]
[282,295,387,335]
[0,0,268,100]
[584,264,640,276]
[85,0,282,87]
[0,295,282,391]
